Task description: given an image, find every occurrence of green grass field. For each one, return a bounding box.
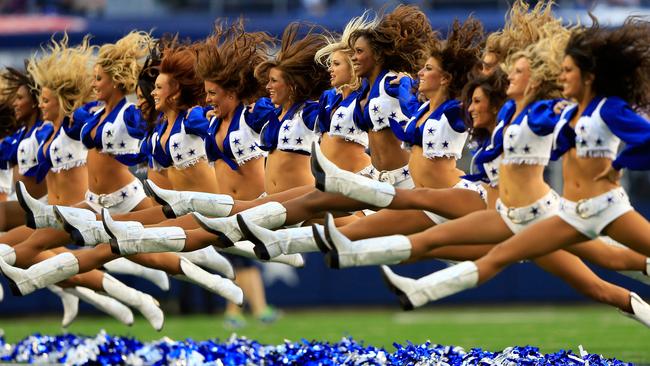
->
[1,305,648,364]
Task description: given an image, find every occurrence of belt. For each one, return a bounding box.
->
[499,190,559,225]
[574,187,629,219]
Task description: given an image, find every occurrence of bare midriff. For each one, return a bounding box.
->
[320,133,370,173]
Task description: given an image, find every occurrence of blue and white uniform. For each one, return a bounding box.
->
[75,98,149,213]
[392,99,485,223]
[206,100,271,170]
[146,106,211,171]
[553,96,650,238]
[317,86,369,149]
[32,114,87,184]
[258,98,319,155]
[466,100,562,233]
[358,70,419,188]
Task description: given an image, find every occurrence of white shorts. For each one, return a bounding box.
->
[423,179,487,224]
[360,164,415,189]
[496,189,560,234]
[558,187,632,239]
[85,178,147,214]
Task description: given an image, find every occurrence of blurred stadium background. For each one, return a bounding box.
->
[1,0,650,363]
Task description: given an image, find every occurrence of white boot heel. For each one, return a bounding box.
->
[175,257,243,305]
[144,179,235,218]
[102,209,186,255]
[310,142,395,207]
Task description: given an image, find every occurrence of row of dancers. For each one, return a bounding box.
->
[1,1,650,331]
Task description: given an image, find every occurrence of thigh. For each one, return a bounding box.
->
[391,188,486,219]
[0,225,35,245]
[603,210,650,257]
[409,210,513,254]
[479,216,588,266]
[231,185,315,213]
[339,209,434,240]
[411,244,495,262]
[148,214,199,229]
[112,206,166,224]
[0,200,26,230]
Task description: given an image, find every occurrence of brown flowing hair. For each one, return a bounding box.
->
[159,40,205,111]
[254,22,330,102]
[196,19,274,102]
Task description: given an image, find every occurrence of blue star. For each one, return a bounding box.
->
[348,127,355,133]
[607,196,613,203]
[337,112,344,119]
[20,159,26,164]
[463,182,469,188]
[19,148,24,153]
[249,144,256,152]
[508,146,515,153]
[531,207,539,216]
[236,149,244,156]
[389,112,397,119]
[377,117,385,124]
[333,124,342,132]
[595,138,602,146]
[283,125,290,131]
[295,137,303,145]
[580,140,587,146]
[426,141,434,149]
[173,142,180,150]
[55,156,62,163]
[546,200,552,206]
[490,168,498,175]
[133,185,138,190]
[106,130,113,137]
[119,141,126,148]
[442,141,449,148]
[234,138,241,145]
[508,133,514,139]
[188,149,196,156]
[175,153,183,160]
[401,168,409,177]
[523,145,530,153]
[281,136,289,144]
[106,142,113,149]
[32,158,37,163]
[53,146,59,153]
[372,105,379,113]
[67,153,73,160]
[580,125,586,131]
[428,128,435,135]
[120,191,128,198]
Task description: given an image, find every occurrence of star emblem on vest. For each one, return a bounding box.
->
[120,191,128,198]
[55,156,62,163]
[333,124,342,132]
[372,105,379,113]
[236,149,244,156]
[234,138,241,145]
[442,141,449,149]
[490,167,498,175]
[175,153,183,160]
[283,124,291,131]
[348,127,355,133]
[427,128,435,135]
[281,136,289,144]
[106,130,113,137]
[67,153,73,160]
[595,138,602,145]
[295,137,303,145]
[106,142,113,149]
[389,112,396,119]
[173,142,180,150]
[53,146,59,152]
[249,144,256,152]
[336,112,344,119]
[508,146,515,153]
[119,141,126,148]
[523,145,530,153]
[376,117,384,124]
[426,141,434,149]
[188,149,196,156]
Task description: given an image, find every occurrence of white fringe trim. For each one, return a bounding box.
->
[99,148,142,156]
[501,157,549,166]
[50,160,87,173]
[577,150,615,159]
[235,153,266,166]
[174,155,208,170]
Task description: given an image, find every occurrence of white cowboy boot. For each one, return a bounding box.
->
[102,209,186,255]
[16,181,57,229]
[101,273,164,331]
[103,258,170,291]
[380,262,479,310]
[320,213,411,269]
[0,252,79,296]
[192,202,287,247]
[310,142,395,207]
[179,247,235,280]
[220,241,305,268]
[237,216,318,260]
[174,257,243,305]
[47,285,79,328]
[144,179,235,218]
[65,286,135,326]
[620,292,650,328]
[54,206,110,246]
[0,243,16,265]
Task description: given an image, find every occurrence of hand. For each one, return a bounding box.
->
[594,165,622,184]
[206,109,216,119]
[553,100,571,114]
[389,72,411,85]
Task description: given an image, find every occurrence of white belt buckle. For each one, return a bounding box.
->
[575,199,590,219]
[507,207,523,224]
[97,194,110,208]
[377,171,395,185]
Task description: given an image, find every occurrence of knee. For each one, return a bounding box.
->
[575,280,612,304]
[301,190,326,213]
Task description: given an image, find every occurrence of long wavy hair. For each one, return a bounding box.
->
[196,19,274,102]
[348,5,436,75]
[462,69,508,146]
[27,33,96,116]
[254,22,330,102]
[96,31,154,94]
[565,16,650,111]
[159,40,205,111]
[1,65,41,123]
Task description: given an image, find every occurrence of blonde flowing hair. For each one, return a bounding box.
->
[28,34,96,116]
[96,31,154,94]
